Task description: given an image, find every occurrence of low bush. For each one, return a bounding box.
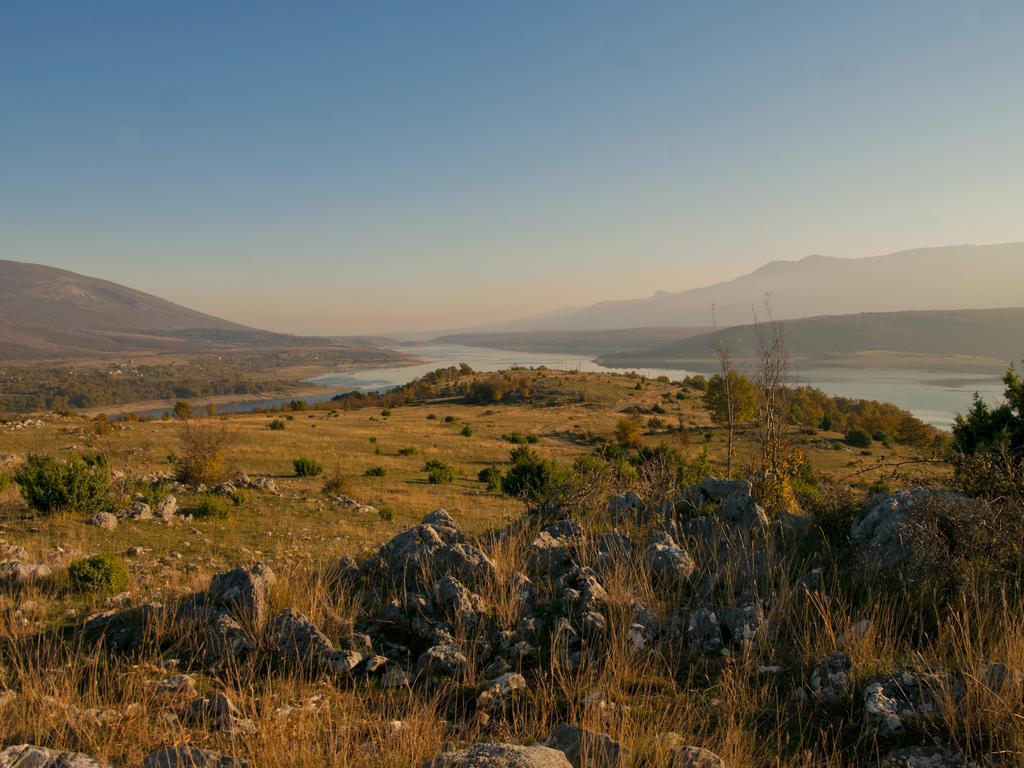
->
[365,466,386,477]
[322,466,350,495]
[845,426,873,448]
[460,424,474,437]
[424,459,455,485]
[69,554,128,594]
[192,494,230,519]
[174,421,231,486]
[478,465,503,491]
[267,419,286,430]
[293,456,323,477]
[397,447,418,456]
[377,504,395,522]
[501,446,560,502]
[14,454,111,515]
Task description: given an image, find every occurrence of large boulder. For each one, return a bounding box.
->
[851,489,966,574]
[420,744,571,768]
[207,563,275,625]
[0,745,108,767]
[363,512,495,587]
[547,723,628,768]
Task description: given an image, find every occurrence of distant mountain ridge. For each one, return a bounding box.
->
[596,307,1024,371]
[484,243,1024,331]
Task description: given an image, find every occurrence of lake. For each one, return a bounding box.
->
[305,343,1005,429]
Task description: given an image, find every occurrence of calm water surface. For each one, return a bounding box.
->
[306,344,1004,429]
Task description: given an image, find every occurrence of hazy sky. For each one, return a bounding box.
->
[3,2,1023,335]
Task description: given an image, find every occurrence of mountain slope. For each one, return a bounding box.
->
[0,260,397,363]
[494,243,1024,331]
[596,307,1024,370]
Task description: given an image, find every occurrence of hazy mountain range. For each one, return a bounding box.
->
[473,242,1024,332]
[0,260,398,363]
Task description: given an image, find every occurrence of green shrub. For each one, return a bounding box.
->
[845,427,873,448]
[322,466,350,495]
[192,494,230,519]
[377,504,395,522]
[460,424,474,437]
[227,488,247,506]
[267,419,286,431]
[365,466,387,477]
[69,553,128,594]
[14,454,111,515]
[500,446,560,502]
[424,459,455,485]
[397,447,418,456]
[426,414,438,420]
[381,409,392,417]
[0,474,11,493]
[478,465,503,491]
[444,415,457,423]
[502,432,529,445]
[293,456,323,477]
[139,482,169,509]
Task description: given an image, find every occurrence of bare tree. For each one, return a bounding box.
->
[751,296,790,475]
[711,305,739,477]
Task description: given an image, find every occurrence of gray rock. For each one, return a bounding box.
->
[719,602,765,649]
[686,609,723,655]
[0,745,108,768]
[420,744,572,768]
[186,692,257,736]
[436,576,485,626]
[270,608,362,673]
[155,495,178,520]
[881,747,975,768]
[82,602,163,653]
[547,722,628,768]
[863,670,965,736]
[644,533,696,586]
[528,520,585,576]
[0,744,108,767]
[142,747,250,768]
[608,491,645,523]
[88,511,118,530]
[126,500,153,520]
[207,562,275,625]
[809,651,852,704]
[695,477,752,503]
[0,560,52,587]
[417,643,469,680]
[476,672,527,712]
[668,745,727,768]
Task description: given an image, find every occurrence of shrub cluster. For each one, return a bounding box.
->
[293,456,324,477]
[424,460,455,485]
[69,553,128,594]
[14,454,110,515]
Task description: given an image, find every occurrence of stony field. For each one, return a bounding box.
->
[1,371,1014,768]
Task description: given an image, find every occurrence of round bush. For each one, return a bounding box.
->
[14,454,111,515]
[293,456,324,477]
[192,494,230,519]
[69,553,128,594]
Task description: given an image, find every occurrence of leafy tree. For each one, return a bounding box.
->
[953,362,1024,457]
[703,371,756,474]
[173,400,193,420]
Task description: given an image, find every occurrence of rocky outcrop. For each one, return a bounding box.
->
[863,670,965,736]
[207,563,275,625]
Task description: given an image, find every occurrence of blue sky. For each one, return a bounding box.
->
[2,2,1023,333]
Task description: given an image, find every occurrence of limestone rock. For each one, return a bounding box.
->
[420,744,572,768]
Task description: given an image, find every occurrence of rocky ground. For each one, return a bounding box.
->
[0,471,1019,767]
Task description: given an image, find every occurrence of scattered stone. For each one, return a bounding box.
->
[88,511,118,530]
[644,531,695,586]
[686,609,724,655]
[381,665,410,688]
[156,495,179,521]
[153,673,198,699]
[271,609,362,673]
[0,560,52,587]
[667,745,727,768]
[608,491,645,524]
[126,500,153,520]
